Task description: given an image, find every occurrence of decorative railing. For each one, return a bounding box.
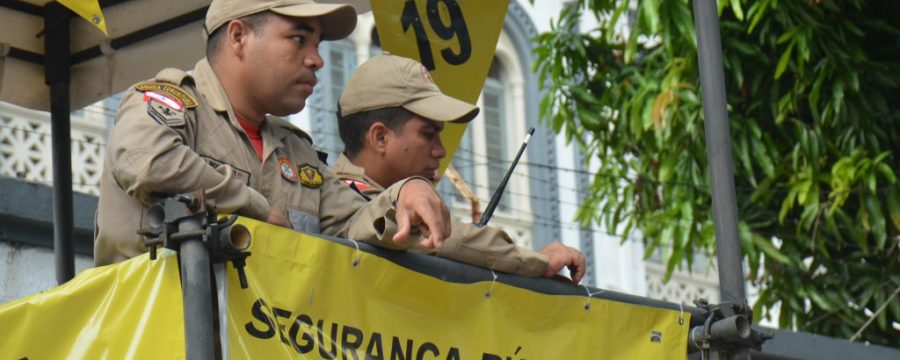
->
[444,205,532,249]
[645,259,721,305]
[0,102,107,195]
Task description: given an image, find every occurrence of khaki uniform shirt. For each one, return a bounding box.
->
[332,153,549,277]
[95,59,416,265]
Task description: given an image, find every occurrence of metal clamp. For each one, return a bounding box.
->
[137,191,253,289]
[688,299,772,357]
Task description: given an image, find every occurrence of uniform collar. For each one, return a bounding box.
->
[194,58,287,158]
[193,58,246,133]
[193,58,231,113]
[262,115,287,158]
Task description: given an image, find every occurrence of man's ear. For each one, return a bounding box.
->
[225,20,251,58]
[367,122,391,155]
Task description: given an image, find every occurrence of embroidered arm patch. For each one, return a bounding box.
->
[136,82,198,108]
[146,96,186,127]
[136,81,198,128]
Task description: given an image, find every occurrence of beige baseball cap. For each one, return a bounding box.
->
[205,0,357,41]
[340,54,479,123]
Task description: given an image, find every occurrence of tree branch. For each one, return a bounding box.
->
[849,285,900,342]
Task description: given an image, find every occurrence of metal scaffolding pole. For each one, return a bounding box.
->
[44,1,75,284]
[691,0,748,358]
[178,216,216,360]
[691,0,746,306]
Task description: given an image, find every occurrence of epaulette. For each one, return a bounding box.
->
[154,68,193,86]
[267,116,314,144]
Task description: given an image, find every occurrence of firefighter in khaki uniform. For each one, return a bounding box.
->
[333,54,587,283]
[95,0,453,265]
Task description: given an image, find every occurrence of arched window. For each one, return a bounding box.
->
[482,60,511,211]
[445,55,531,246]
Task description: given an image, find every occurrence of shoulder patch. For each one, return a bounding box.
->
[135,82,198,109]
[342,179,373,201]
[145,94,186,127]
[342,179,372,192]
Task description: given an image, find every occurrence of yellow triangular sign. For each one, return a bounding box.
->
[371,0,510,172]
[58,0,108,36]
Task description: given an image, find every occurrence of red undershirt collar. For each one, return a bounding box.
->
[237,116,264,162]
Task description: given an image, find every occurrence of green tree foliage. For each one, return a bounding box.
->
[533,0,899,346]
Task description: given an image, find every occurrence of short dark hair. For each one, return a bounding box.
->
[338,104,415,157]
[206,11,274,60]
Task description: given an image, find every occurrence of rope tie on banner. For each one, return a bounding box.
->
[679,302,686,325]
[483,270,498,298]
[582,286,605,310]
[350,240,361,268]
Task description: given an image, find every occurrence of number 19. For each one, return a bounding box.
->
[400,0,472,70]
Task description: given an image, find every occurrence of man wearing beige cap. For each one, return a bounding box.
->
[94,1,453,265]
[333,54,586,283]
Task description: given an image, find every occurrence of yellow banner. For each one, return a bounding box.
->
[0,251,185,358]
[59,0,108,35]
[225,218,689,359]
[371,0,509,173]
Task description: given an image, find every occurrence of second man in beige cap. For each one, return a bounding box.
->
[334,54,586,283]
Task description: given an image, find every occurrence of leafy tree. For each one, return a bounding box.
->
[533,0,899,346]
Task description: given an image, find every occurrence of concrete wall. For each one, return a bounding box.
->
[0,242,93,303]
[0,176,96,303]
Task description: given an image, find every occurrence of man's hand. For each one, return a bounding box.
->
[266,208,290,228]
[394,179,451,249]
[538,242,586,284]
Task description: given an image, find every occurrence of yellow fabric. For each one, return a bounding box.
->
[226,217,689,359]
[0,251,184,358]
[0,219,688,358]
[59,0,108,35]
[371,0,509,173]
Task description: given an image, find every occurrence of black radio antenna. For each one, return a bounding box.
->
[475,127,535,227]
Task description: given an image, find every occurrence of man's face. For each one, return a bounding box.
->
[242,15,323,116]
[384,116,447,183]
